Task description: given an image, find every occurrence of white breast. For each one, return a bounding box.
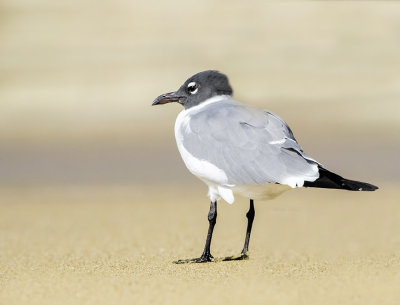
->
[174,103,229,186]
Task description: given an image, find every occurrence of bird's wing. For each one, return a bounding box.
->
[182,99,320,187]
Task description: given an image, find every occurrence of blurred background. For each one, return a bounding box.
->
[0,0,399,187]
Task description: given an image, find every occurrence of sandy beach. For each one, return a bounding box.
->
[1,184,399,305]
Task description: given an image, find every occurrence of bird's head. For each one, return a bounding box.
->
[152,70,233,109]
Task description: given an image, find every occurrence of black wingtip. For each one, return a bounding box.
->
[304,167,379,192]
[342,180,379,192]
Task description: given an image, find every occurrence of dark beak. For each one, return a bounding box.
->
[152,92,184,106]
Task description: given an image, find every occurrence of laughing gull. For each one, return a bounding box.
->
[152,70,378,263]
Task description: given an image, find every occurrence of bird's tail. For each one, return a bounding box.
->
[303,166,378,191]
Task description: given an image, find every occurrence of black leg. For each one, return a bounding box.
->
[241,199,255,255]
[174,201,217,264]
[200,200,217,260]
[222,199,255,261]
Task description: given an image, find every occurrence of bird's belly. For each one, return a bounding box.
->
[232,183,291,200]
[175,135,291,202]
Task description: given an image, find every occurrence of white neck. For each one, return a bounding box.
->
[186,95,230,113]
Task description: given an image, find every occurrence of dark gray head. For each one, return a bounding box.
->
[152,70,233,109]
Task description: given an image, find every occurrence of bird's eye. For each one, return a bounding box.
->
[187,82,199,95]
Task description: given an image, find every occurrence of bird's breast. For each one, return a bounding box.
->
[174,110,229,186]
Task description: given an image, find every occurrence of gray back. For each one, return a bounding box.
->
[179,98,319,186]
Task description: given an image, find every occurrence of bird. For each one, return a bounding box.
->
[152,70,378,264]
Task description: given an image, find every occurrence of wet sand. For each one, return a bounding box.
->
[1,184,399,305]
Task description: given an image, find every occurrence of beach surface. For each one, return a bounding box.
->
[1,184,399,305]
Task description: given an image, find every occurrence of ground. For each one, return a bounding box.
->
[1,183,399,305]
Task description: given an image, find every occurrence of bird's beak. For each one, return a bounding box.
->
[152,92,183,106]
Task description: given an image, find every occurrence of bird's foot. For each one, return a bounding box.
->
[173,253,214,264]
[219,252,249,262]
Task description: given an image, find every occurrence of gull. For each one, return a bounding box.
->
[152,70,378,263]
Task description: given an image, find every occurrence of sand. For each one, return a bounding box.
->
[1,183,400,305]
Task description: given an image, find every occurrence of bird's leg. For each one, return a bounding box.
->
[174,201,217,264]
[241,199,255,256]
[222,199,255,261]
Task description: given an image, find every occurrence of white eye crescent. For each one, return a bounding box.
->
[187,82,199,94]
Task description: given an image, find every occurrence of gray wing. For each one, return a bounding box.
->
[183,99,320,187]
